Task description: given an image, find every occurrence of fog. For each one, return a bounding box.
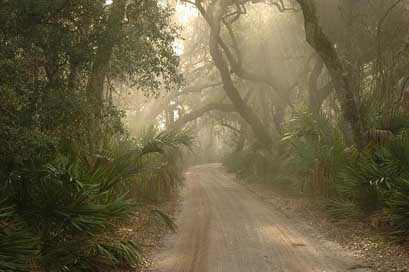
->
[2,0,409,270]
[115,0,409,164]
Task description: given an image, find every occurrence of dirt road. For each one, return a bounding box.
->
[149,164,371,272]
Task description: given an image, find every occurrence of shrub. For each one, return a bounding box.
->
[0,128,192,271]
[0,205,38,272]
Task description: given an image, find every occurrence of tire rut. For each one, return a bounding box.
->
[149,164,372,272]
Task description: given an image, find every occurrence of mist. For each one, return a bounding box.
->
[2,0,409,271]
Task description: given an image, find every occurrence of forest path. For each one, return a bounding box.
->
[148,163,371,272]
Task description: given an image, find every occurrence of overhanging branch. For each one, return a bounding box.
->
[183,0,293,108]
[170,103,236,129]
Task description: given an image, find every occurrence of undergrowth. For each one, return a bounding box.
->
[224,111,409,241]
[0,128,192,271]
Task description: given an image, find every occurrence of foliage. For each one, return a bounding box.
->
[0,0,188,269]
[225,109,409,240]
[0,0,183,177]
[192,0,409,244]
[131,127,194,199]
[279,111,347,193]
[0,200,38,272]
[114,0,183,94]
[0,127,192,270]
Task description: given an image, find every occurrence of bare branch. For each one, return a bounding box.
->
[183,0,292,107]
[170,103,236,129]
[207,0,273,145]
[220,122,242,134]
[181,82,223,94]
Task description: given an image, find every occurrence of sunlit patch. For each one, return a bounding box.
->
[155,254,180,269]
[257,225,322,262]
[175,1,198,24]
[257,225,283,242]
[173,41,184,56]
[257,225,309,251]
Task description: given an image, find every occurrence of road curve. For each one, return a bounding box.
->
[149,164,371,272]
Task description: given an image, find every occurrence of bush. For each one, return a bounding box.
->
[328,138,409,238]
[0,128,192,271]
[0,205,38,272]
[224,111,409,239]
[224,142,290,186]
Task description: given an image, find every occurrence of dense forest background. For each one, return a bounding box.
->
[2,0,409,271]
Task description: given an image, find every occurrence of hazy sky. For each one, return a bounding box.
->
[175,1,198,24]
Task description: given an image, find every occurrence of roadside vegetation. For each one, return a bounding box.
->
[3,0,409,270]
[225,111,409,239]
[217,0,409,242]
[170,0,409,243]
[0,1,191,271]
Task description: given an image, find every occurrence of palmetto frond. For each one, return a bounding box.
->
[0,223,38,272]
[0,192,38,272]
[0,127,193,270]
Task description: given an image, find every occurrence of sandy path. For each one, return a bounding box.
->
[149,164,371,272]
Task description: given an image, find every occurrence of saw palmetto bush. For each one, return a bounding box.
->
[0,188,38,272]
[0,128,192,271]
[283,112,388,218]
[281,111,348,194]
[329,137,409,238]
[374,140,409,238]
[124,127,193,200]
[277,111,383,218]
[280,109,409,233]
[328,151,385,219]
[224,111,347,190]
[224,109,409,234]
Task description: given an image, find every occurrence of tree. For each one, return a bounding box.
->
[182,0,273,145]
[0,0,182,158]
[295,0,367,148]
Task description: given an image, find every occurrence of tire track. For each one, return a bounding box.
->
[149,164,371,272]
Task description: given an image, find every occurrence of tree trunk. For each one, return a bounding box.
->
[86,0,126,149]
[308,56,333,115]
[207,2,272,146]
[308,56,324,114]
[296,0,366,149]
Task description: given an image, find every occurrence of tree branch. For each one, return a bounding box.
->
[296,0,366,148]
[181,82,223,94]
[183,0,293,108]
[170,103,236,129]
[220,122,242,134]
[206,0,272,145]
